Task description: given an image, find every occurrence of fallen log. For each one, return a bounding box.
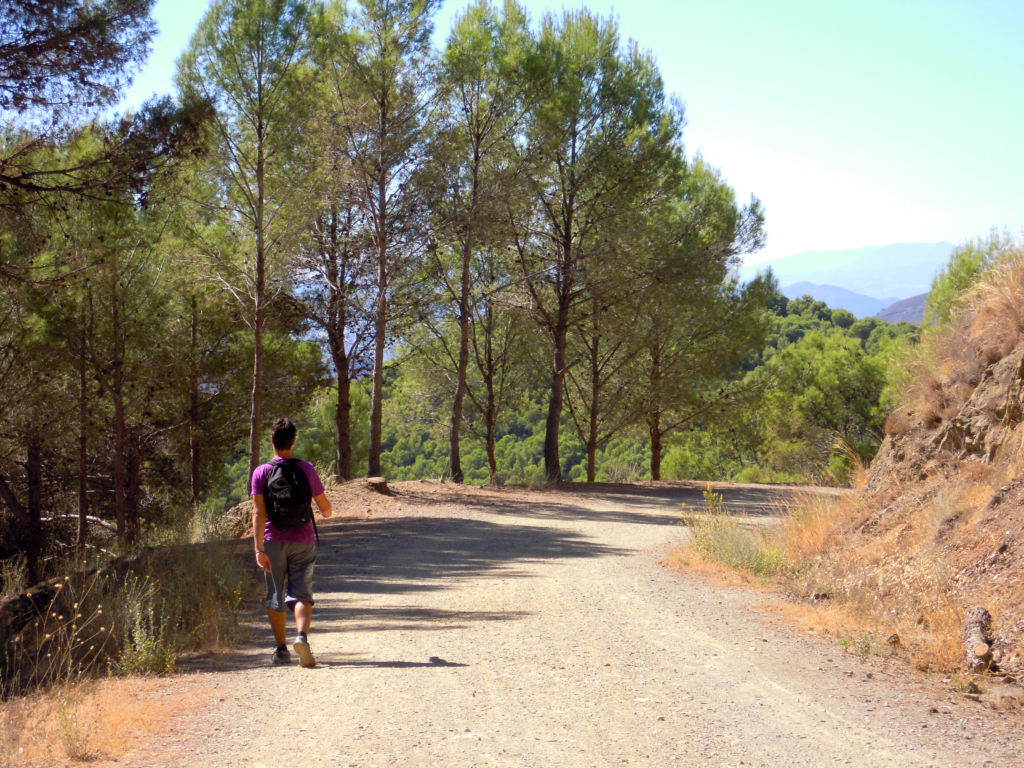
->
[40,514,118,534]
[963,606,994,672]
[364,477,391,495]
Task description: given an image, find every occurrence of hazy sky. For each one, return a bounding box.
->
[120,0,1024,264]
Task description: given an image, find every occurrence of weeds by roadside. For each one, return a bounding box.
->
[680,484,785,576]
[0,559,26,602]
[56,689,93,761]
[1,675,210,767]
[674,475,969,671]
[2,540,257,699]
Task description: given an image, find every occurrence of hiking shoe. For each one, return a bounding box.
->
[293,639,316,668]
[271,646,291,665]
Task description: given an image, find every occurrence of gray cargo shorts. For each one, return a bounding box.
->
[263,540,317,612]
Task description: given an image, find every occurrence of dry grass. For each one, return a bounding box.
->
[663,549,765,589]
[0,675,206,766]
[901,244,1024,425]
[963,257,1024,352]
[2,542,256,699]
[777,474,972,670]
[671,463,978,671]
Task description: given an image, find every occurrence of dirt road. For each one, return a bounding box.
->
[158,482,1020,767]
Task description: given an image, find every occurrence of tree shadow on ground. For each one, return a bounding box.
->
[186,512,626,674]
[389,482,804,525]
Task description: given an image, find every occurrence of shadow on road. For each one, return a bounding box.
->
[185,482,826,676]
[327,657,469,669]
[314,513,628,593]
[189,510,626,674]
[390,482,808,525]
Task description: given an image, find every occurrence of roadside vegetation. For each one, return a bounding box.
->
[675,234,1024,676]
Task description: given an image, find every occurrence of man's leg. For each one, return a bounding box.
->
[294,601,312,635]
[286,543,318,668]
[263,541,291,663]
[268,607,287,645]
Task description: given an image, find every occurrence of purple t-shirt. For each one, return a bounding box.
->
[250,457,325,544]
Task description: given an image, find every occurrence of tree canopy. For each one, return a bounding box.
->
[0,0,927,585]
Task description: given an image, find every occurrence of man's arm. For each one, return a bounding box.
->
[313,493,333,519]
[252,495,271,572]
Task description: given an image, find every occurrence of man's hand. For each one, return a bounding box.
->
[255,550,272,573]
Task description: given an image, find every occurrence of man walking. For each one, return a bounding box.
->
[251,417,333,667]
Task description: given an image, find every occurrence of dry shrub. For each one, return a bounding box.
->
[772,469,1018,671]
[680,485,786,576]
[884,412,910,437]
[779,488,861,564]
[1,541,256,700]
[963,256,1024,352]
[899,244,1024,424]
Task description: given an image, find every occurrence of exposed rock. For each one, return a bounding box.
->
[225,502,253,539]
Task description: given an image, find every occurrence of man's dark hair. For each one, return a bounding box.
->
[271,418,297,450]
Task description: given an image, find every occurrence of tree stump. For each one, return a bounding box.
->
[963,606,994,672]
[364,477,391,495]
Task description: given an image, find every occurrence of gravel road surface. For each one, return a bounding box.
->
[150,482,1021,768]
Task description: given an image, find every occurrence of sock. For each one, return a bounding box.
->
[297,632,308,644]
[276,643,287,652]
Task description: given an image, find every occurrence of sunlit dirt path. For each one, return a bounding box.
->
[141,482,1020,768]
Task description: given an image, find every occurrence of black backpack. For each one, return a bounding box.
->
[264,459,318,542]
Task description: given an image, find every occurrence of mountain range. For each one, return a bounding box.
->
[875,294,927,324]
[740,242,955,300]
[779,282,899,318]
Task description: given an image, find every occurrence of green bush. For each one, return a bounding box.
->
[681,485,786,575]
[109,577,176,676]
[731,465,807,484]
[1,542,256,696]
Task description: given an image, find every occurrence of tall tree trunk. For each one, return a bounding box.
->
[586,429,597,483]
[369,130,388,478]
[77,321,89,555]
[189,294,201,505]
[248,129,267,482]
[111,263,128,544]
[485,422,497,486]
[483,304,498,486]
[448,253,470,482]
[113,392,127,543]
[0,473,32,581]
[124,441,143,541]
[649,413,663,482]
[336,372,352,481]
[327,208,353,482]
[25,434,43,583]
[449,149,480,484]
[648,350,663,481]
[586,304,601,483]
[369,253,386,477]
[543,202,575,484]
[544,305,569,484]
